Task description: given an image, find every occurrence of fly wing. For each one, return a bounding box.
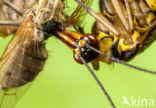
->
[0,14,34,64]
[0,83,32,108]
[143,29,156,48]
[0,0,63,107]
[0,12,46,108]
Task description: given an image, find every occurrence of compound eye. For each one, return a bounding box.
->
[73,34,99,64]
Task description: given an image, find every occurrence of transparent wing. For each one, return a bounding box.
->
[0,14,34,63]
[142,29,156,49]
[0,83,32,108]
[0,13,37,108]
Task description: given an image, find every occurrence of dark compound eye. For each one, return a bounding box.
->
[73,34,99,64]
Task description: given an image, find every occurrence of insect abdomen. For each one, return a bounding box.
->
[0,43,48,90]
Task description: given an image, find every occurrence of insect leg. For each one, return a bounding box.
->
[129,0,147,28]
[1,0,23,16]
[111,0,130,31]
[124,0,134,31]
[139,20,156,45]
[133,0,156,45]
[0,20,21,26]
[138,0,156,25]
[0,0,25,37]
[75,0,120,36]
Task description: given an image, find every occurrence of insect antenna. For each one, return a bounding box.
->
[2,0,23,16]
[79,55,116,108]
[86,43,156,74]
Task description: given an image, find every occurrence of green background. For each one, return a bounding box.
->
[0,0,156,108]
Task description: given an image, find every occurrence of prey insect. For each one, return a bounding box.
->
[0,0,156,108]
[0,0,64,107]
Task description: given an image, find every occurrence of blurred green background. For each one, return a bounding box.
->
[0,0,156,108]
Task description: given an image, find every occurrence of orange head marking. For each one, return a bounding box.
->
[73,34,99,64]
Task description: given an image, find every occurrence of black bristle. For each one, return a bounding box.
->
[42,19,63,39]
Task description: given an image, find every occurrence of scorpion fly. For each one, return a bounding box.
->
[69,0,156,108]
[75,0,156,69]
